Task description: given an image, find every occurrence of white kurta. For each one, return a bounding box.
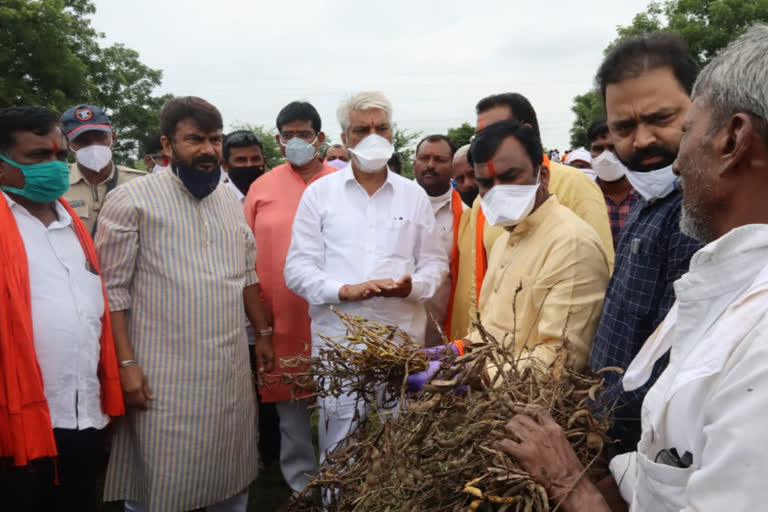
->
[610,224,768,511]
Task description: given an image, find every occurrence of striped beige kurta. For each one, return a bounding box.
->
[95,169,259,510]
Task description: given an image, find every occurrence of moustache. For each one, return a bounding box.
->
[422,167,438,177]
[627,144,678,172]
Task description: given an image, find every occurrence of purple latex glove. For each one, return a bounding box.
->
[422,342,461,361]
[406,360,442,391]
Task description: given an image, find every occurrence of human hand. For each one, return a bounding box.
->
[496,411,585,502]
[378,274,412,298]
[119,364,154,410]
[254,335,275,374]
[339,279,395,301]
[406,360,442,391]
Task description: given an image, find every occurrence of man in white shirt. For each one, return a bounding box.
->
[496,25,768,512]
[413,134,467,346]
[284,91,448,460]
[0,106,124,510]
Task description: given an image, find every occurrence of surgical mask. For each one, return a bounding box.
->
[285,136,317,167]
[0,154,71,203]
[349,134,394,173]
[174,162,221,200]
[592,151,627,182]
[480,170,540,227]
[625,164,676,201]
[326,158,348,170]
[228,165,265,195]
[76,144,113,171]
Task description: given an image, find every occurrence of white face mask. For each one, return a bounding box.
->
[76,144,113,171]
[625,164,676,201]
[349,134,394,174]
[480,172,540,227]
[592,150,627,182]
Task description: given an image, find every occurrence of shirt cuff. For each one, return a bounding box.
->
[107,289,132,312]
[408,278,428,302]
[322,279,345,305]
[245,268,259,287]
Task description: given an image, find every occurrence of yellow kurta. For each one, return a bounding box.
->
[452,161,614,338]
[467,195,610,372]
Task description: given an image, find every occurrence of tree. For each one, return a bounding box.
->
[0,0,169,164]
[446,122,475,148]
[392,124,422,179]
[229,123,285,169]
[569,91,605,149]
[568,0,768,145]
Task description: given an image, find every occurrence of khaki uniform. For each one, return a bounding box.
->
[64,163,145,233]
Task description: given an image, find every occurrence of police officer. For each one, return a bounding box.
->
[61,104,145,233]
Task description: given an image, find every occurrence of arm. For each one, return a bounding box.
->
[284,187,345,305]
[94,187,150,408]
[244,283,274,374]
[408,193,449,302]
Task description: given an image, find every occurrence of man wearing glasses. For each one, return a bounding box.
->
[60,104,146,234]
[243,101,336,497]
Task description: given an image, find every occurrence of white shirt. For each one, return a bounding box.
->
[4,192,109,430]
[220,170,245,203]
[424,188,467,346]
[610,224,768,511]
[284,165,448,349]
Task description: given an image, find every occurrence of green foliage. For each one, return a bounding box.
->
[446,122,475,148]
[569,90,605,149]
[393,124,422,179]
[569,0,768,144]
[0,0,169,164]
[230,123,286,169]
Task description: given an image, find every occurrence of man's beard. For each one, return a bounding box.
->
[623,143,679,172]
[680,203,717,243]
[678,155,717,244]
[174,154,219,172]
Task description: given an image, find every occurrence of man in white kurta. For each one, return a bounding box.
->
[284,92,448,462]
[494,26,768,511]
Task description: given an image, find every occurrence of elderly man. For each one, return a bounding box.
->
[324,143,350,169]
[244,101,336,495]
[413,134,466,346]
[588,120,639,247]
[456,93,615,337]
[588,33,704,456]
[465,120,611,372]
[60,104,144,234]
[499,25,768,511]
[0,107,124,510]
[97,97,274,511]
[284,91,448,460]
[453,144,478,206]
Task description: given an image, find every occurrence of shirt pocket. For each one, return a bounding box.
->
[380,218,419,275]
[635,446,697,511]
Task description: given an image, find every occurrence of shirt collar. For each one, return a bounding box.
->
[2,191,72,228]
[341,164,395,191]
[507,194,559,240]
[69,161,115,186]
[428,188,453,209]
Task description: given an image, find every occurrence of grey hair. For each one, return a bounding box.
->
[453,144,470,165]
[336,91,393,134]
[692,24,768,142]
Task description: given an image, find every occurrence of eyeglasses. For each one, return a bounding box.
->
[278,130,317,145]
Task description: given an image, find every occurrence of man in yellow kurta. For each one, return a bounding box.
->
[464,120,610,371]
[449,93,615,339]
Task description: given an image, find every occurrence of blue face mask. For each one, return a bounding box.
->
[173,162,221,200]
[0,154,70,203]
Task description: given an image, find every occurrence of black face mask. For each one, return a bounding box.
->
[171,144,221,200]
[228,165,265,195]
[459,186,479,207]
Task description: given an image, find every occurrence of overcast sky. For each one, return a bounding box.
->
[91,0,652,150]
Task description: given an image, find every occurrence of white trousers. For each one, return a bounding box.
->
[125,491,248,512]
[317,390,368,465]
[275,400,318,492]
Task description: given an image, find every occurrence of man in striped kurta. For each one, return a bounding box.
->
[95,97,274,511]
